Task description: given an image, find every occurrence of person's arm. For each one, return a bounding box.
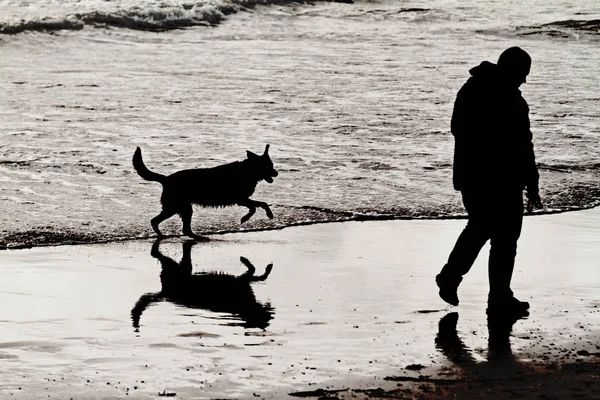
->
[520,100,542,212]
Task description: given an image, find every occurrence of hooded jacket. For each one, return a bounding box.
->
[451,61,539,192]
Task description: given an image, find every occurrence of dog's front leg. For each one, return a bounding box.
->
[240,257,272,282]
[239,201,256,223]
[252,263,273,282]
[239,256,256,278]
[239,199,273,222]
[252,199,273,219]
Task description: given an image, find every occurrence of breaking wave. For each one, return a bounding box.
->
[0,0,353,35]
[517,19,600,39]
[1,3,236,34]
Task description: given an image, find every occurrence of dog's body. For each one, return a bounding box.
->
[132,145,278,239]
[131,240,274,330]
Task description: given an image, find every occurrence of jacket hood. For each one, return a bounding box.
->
[468,61,522,93]
[469,61,498,79]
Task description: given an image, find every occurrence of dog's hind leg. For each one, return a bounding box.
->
[151,209,176,238]
[179,204,206,241]
[180,241,196,274]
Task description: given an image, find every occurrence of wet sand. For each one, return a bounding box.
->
[0,208,599,399]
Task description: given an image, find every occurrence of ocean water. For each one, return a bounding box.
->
[0,0,599,248]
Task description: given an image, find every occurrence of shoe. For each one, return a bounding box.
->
[486,296,530,318]
[436,274,462,306]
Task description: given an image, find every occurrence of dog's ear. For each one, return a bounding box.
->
[246,151,259,159]
[263,144,270,156]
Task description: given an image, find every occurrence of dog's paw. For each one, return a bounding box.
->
[240,215,250,224]
[266,209,274,219]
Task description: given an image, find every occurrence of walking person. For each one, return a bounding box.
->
[436,47,543,316]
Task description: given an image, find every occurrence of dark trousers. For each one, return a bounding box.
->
[440,189,524,300]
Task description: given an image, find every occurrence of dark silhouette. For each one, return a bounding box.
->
[436,47,543,316]
[132,144,278,239]
[435,312,529,376]
[131,240,275,331]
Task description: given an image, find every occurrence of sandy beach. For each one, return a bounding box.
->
[0,207,598,399]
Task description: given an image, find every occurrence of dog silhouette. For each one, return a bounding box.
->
[133,145,278,239]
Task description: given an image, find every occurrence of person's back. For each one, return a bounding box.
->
[451,59,537,193]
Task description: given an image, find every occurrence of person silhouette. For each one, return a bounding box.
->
[436,47,543,316]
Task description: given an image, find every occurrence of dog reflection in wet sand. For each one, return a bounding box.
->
[131,240,274,331]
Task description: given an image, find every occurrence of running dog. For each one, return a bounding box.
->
[132,145,278,239]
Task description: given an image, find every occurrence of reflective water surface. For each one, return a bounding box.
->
[0,209,598,398]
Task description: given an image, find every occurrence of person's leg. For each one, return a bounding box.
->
[487,190,528,313]
[437,190,492,305]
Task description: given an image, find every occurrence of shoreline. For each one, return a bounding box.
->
[2,203,598,251]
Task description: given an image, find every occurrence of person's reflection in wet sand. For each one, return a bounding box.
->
[131,240,274,331]
[435,312,530,380]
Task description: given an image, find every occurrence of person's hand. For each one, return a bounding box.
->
[526,187,543,213]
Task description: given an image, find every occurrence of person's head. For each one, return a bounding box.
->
[497,47,531,88]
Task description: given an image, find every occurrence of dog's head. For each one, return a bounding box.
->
[246,144,278,183]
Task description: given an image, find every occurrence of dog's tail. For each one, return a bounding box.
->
[132,147,166,183]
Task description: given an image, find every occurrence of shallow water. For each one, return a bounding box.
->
[0,0,599,248]
[0,209,598,398]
